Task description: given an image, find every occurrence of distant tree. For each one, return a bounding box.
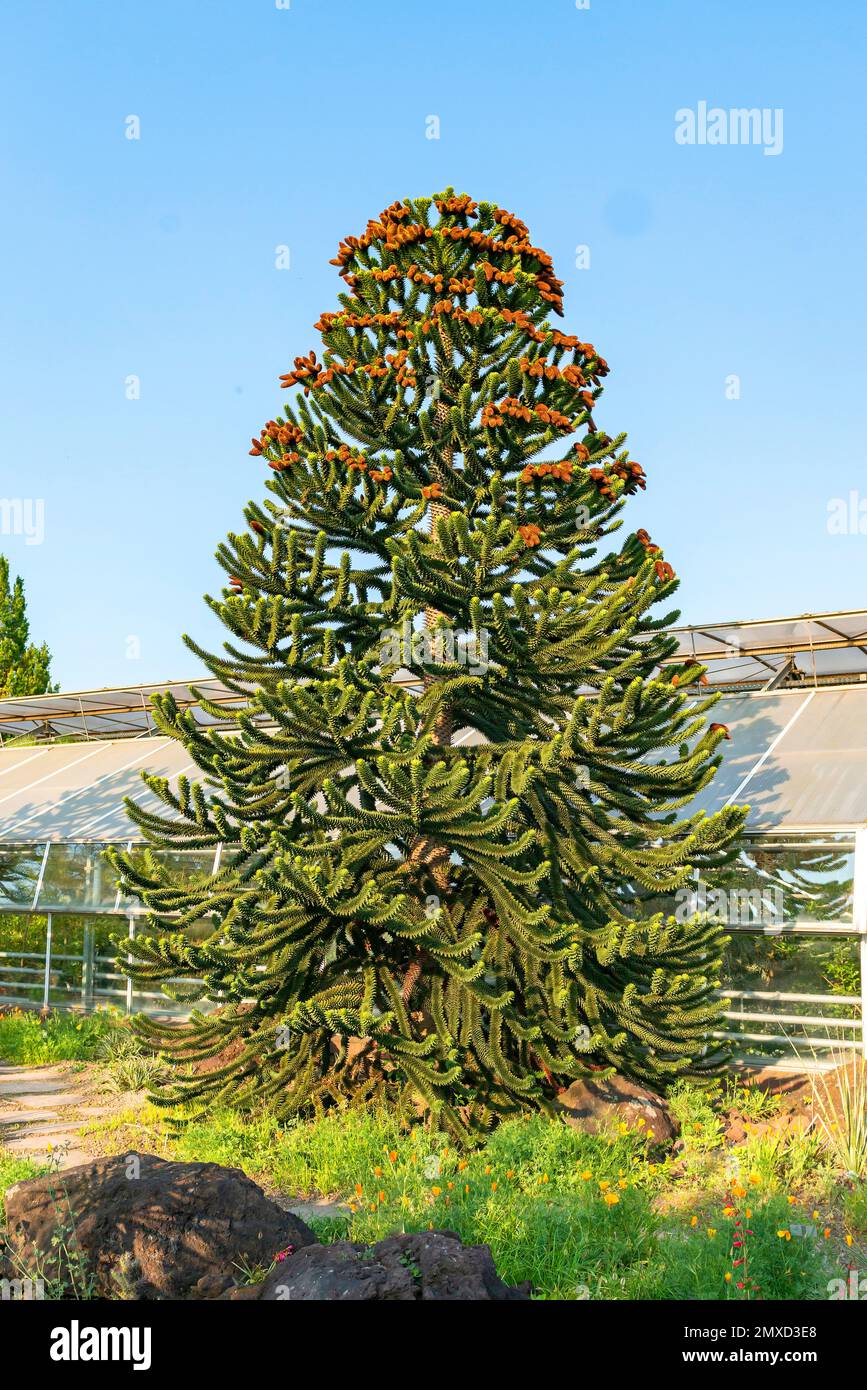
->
[0,555,55,697]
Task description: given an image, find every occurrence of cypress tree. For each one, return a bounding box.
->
[112,191,746,1139]
[0,555,54,698]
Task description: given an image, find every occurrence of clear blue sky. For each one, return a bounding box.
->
[1,0,865,691]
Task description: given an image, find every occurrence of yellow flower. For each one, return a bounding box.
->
[603,1192,620,1206]
[374,1166,383,1177]
[748,1173,762,1186]
[846,1234,854,1247]
[745,1208,752,1219]
[722,1206,735,1217]
[491,1181,498,1192]
[724,1272,732,1283]
[776,1230,791,1241]
[542,1174,549,1184]
[431,1186,442,1197]
[506,1170,514,1179]
[485,1165,492,1175]
[706,1228,717,1238]
[581,1170,593,1181]
[389,1150,397,1163]
[812,1210,819,1220]
[618,1179,628,1190]
[599,1180,610,1192]
[690,1215,698,1227]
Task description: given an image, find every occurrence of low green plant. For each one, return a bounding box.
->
[812,1060,867,1179]
[75,1100,848,1300]
[667,1080,724,1152]
[722,1077,782,1122]
[823,941,860,997]
[629,1193,833,1301]
[2,1146,96,1300]
[0,1008,121,1064]
[0,1150,49,1222]
[843,1182,867,1235]
[96,1027,165,1093]
[737,1128,826,1191]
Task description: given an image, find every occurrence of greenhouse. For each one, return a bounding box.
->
[0,608,865,1067]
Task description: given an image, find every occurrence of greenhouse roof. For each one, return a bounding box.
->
[0,678,245,743]
[1,609,864,745]
[0,737,194,842]
[0,686,865,851]
[664,608,867,689]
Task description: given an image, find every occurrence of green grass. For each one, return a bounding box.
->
[77,1102,843,1300]
[0,1007,124,1064]
[0,1151,49,1222]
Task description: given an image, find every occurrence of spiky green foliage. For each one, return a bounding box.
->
[110,191,746,1141]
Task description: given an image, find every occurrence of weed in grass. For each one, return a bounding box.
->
[667,1080,724,1152]
[2,1145,96,1300]
[843,1182,867,1236]
[722,1077,783,1122]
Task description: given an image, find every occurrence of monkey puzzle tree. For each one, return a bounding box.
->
[111,191,746,1140]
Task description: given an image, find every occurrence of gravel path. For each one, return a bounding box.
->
[0,1062,115,1168]
[0,1061,347,1222]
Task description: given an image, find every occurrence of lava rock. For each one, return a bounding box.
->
[4,1152,316,1300]
[232,1229,531,1301]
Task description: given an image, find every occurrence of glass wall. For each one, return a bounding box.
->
[0,844,222,1016]
[0,842,221,916]
[703,836,863,1064]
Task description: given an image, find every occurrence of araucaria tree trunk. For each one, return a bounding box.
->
[112,191,746,1141]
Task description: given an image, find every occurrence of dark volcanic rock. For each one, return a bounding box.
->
[232,1229,531,1301]
[4,1152,316,1299]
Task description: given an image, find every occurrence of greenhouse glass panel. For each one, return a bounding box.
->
[114,847,221,913]
[0,843,47,909]
[37,843,120,912]
[719,933,862,1062]
[700,836,856,927]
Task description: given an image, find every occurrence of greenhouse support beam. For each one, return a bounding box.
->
[856,829,867,1060]
[126,916,135,1014]
[42,913,52,1010]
